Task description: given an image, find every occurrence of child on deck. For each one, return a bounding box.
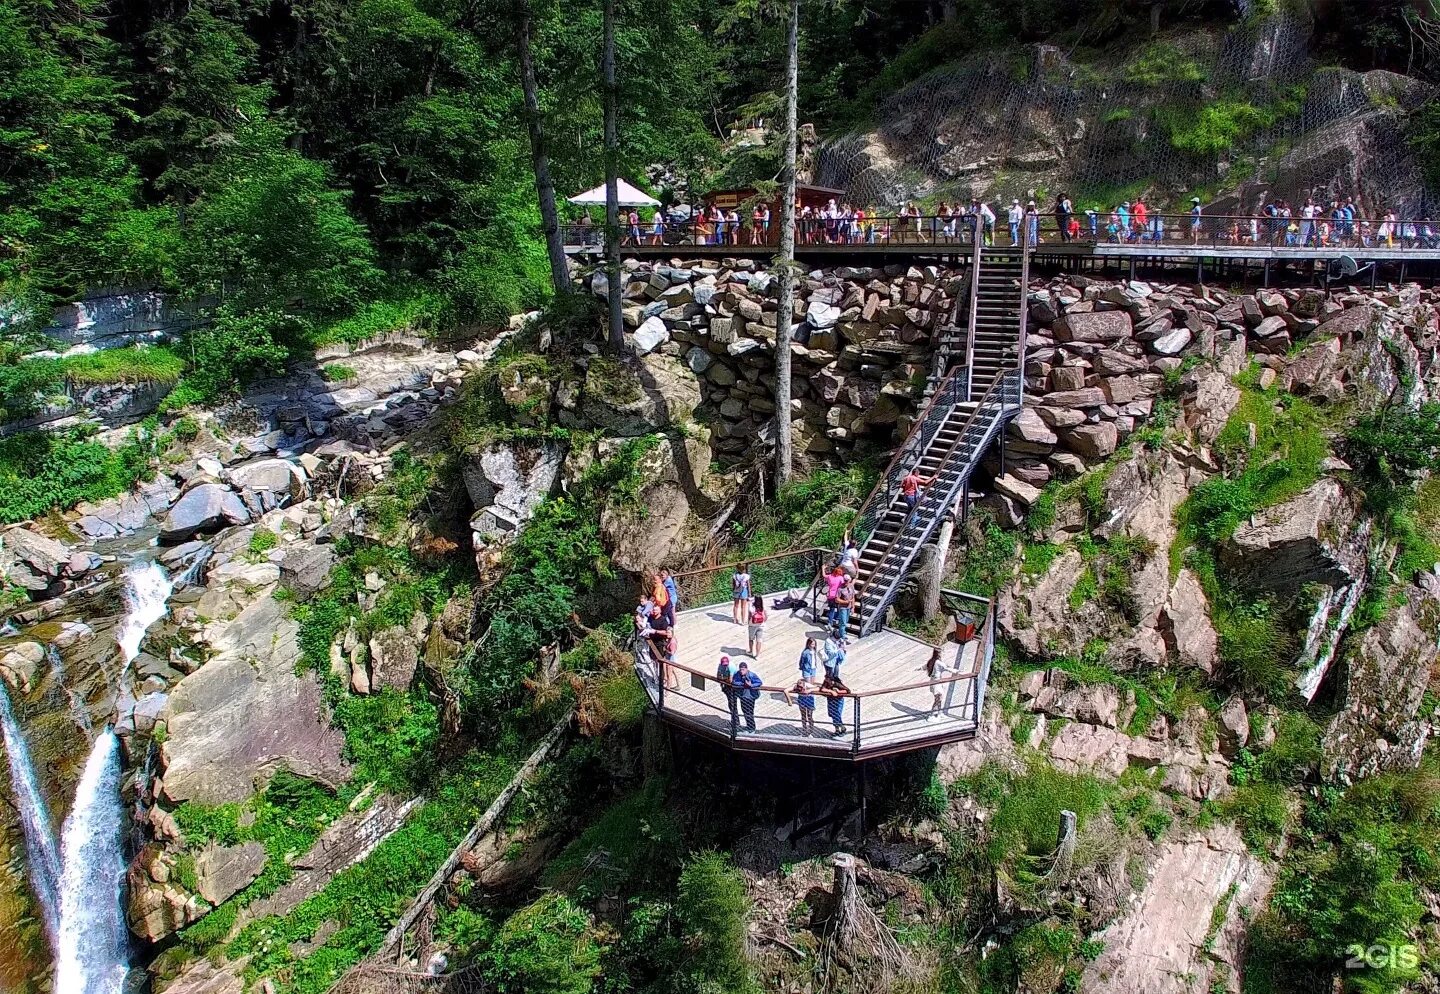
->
[748,596,767,658]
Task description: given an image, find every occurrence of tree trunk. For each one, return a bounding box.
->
[516,0,570,298]
[1150,2,1162,36]
[603,0,624,350]
[920,533,947,621]
[773,0,800,488]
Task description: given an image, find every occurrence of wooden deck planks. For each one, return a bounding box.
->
[639,590,982,756]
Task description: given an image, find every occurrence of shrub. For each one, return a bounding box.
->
[161,307,295,410]
[674,852,757,993]
[489,893,603,994]
[320,363,357,382]
[1222,781,1291,852]
[0,426,157,523]
[545,780,680,899]
[985,762,1109,862]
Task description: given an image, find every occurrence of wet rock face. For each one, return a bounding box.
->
[1323,580,1440,782]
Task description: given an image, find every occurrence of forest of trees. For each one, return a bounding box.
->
[1,0,1434,407]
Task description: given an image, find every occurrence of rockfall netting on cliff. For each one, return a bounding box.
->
[814,12,1437,216]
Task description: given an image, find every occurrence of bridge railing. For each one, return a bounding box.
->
[631,595,995,756]
[563,211,1440,253]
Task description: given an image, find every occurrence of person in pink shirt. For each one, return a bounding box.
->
[823,566,847,631]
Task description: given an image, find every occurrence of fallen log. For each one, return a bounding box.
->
[378,707,575,960]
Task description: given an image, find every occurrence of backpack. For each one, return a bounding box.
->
[752,608,766,625]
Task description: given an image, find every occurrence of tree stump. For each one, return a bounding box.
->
[831,852,860,948]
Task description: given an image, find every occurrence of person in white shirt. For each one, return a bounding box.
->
[976,199,996,245]
[1007,199,1023,246]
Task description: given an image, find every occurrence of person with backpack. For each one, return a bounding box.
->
[731,563,752,625]
[821,672,851,737]
[823,566,847,630]
[748,595,767,658]
[732,660,763,733]
[823,633,847,680]
[716,654,738,729]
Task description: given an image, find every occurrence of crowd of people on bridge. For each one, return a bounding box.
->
[585,191,1433,252]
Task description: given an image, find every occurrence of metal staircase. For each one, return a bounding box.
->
[845,244,1031,638]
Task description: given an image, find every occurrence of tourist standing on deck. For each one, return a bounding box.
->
[1007,199,1023,246]
[732,661,762,732]
[717,654,738,729]
[824,566,847,630]
[732,563,752,625]
[660,567,680,613]
[748,595,767,658]
[790,677,818,735]
[798,637,820,682]
[822,672,850,736]
[927,645,962,717]
[1190,197,1203,243]
[823,632,847,680]
[1054,194,1070,243]
[834,575,855,637]
[1025,200,1040,246]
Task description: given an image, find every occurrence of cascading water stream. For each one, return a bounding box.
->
[116,561,172,667]
[53,730,128,994]
[0,682,61,945]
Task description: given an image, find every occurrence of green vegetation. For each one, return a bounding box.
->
[488,893,604,994]
[0,423,159,524]
[1155,87,1305,157]
[1245,756,1440,993]
[1124,43,1206,86]
[736,462,877,558]
[319,363,357,383]
[1170,363,1336,697]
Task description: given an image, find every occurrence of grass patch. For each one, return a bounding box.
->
[735,463,876,559]
[312,292,445,346]
[320,363,357,383]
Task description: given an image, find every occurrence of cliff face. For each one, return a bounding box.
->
[816,13,1437,215]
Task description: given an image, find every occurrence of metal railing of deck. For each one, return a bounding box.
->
[668,547,828,616]
[631,592,996,757]
[562,211,1440,255]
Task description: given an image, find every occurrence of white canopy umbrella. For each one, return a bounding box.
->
[567,178,660,208]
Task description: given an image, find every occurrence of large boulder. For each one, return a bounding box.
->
[1181,367,1241,445]
[1223,479,1359,596]
[1159,569,1218,674]
[600,430,710,572]
[160,484,252,543]
[194,841,267,905]
[1054,310,1132,343]
[228,458,308,505]
[278,544,338,601]
[369,625,420,691]
[0,526,71,578]
[463,441,565,544]
[159,595,349,805]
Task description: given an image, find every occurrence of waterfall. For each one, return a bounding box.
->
[172,544,213,589]
[0,681,62,945]
[53,730,128,994]
[116,561,172,667]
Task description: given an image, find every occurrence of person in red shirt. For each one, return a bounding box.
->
[900,467,934,526]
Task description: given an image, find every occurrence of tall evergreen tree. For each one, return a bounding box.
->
[772,0,800,486]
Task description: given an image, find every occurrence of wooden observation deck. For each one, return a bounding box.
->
[632,549,995,760]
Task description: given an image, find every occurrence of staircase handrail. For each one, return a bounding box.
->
[1017,239,1032,404]
[848,363,971,554]
[964,227,982,398]
[855,365,1024,633]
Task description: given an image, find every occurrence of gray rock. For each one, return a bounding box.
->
[194,842,267,905]
[464,441,564,543]
[1224,479,1358,595]
[229,458,308,504]
[160,485,252,543]
[1063,422,1119,460]
[806,301,841,329]
[2,526,70,577]
[1149,326,1193,356]
[685,347,712,374]
[631,316,670,355]
[369,626,420,691]
[279,544,338,601]
[1055,310,1132,343]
